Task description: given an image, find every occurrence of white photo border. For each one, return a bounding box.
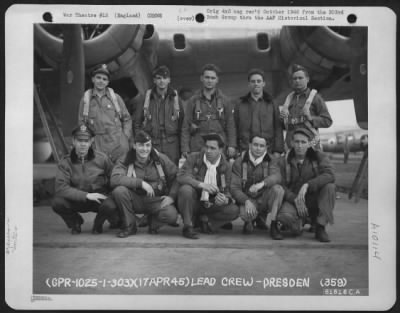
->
[4,4,397,310]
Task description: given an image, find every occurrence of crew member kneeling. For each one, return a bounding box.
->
[52,123,119,235]
[230,134,284,239]
[277,128,336,242]
[177,133,239,239]
[111,130,179,238]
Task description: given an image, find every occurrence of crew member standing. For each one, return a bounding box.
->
[134,65,184,164]
[181,64,236,159]
[280,64,332,149]
[78,64,132,163]
[235,68,284,157]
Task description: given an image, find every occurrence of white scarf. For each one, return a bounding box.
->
[200,154,221,202]
[249,151,267,167]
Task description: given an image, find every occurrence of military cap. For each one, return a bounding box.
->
[72,123,95,140]
[290,64,309,77]
[152,65,170,78]
[202,133,225,147]
[91,64,110,78]
[134,130,152,143]
[292,127,313,140]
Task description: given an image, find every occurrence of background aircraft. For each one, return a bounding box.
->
[33,24,367,162]
[319,100,368,154]
[320,128,368,153]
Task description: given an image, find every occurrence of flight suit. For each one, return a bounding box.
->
[234,92,284,154]
[278,148,336,233]
[285,88,332,148]
[177,151,239,230]
[52,148,119,230]
[181,89,236,153]
[78,88,132,163]
[134,87,184,164]
[111,149,179,230]
[230,151,283,223]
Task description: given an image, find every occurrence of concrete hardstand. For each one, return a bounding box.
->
[32,193,368,296]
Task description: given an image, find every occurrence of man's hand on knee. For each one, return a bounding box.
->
[295,197,308,218]
[297,183,309,202]
[86,193,107,204]
[160,195,174,208]
[245,200,258,220]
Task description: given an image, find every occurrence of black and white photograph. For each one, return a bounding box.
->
[4,4,396,311]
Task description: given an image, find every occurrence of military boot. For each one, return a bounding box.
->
[255,215,268,230]
[242,221,254,234]
[182,225,199,239]
[307,217,317,233]
[270,220,283,240]
[148,215,162,234]
[137,215,149,228]
[200,221,214,234]
[71,215,84,235]
[315,224,330,242]
[117,216,138,238]
[117,224,137,238]
[92,213,107,234]
[200,215,214,234]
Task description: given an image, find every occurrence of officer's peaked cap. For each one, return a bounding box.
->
[72,123,95,139]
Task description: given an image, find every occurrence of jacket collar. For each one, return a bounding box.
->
[91,87,111,99]
[70,147,95,163]
[240,90,272,102]
[242,150,271,164]
[240,91,273,103]
[150,86,176,100]
[293,87,310,97]
[195,88,224,100]
[287,147,317,163]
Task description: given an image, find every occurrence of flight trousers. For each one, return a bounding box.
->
[177,184,239,229]
[52,196,119,230]
[239,184,285,222]
[112,186,178,229]
[277,183,336,233]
